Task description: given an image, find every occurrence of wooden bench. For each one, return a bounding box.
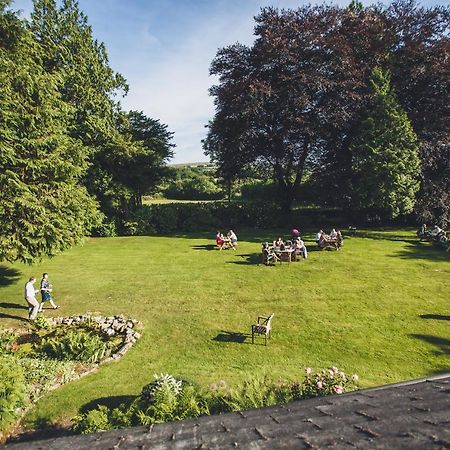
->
[251,314,274,345]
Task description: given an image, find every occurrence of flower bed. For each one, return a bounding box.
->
[0,314,142,443]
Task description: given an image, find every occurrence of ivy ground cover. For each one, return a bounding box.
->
[0,229,448,429]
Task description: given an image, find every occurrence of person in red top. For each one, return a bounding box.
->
[216,231,225,249]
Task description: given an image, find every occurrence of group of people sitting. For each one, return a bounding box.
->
[417,224,449,251]
[315,228,344,250]
[216,230,238,250]
[261,229,308,265]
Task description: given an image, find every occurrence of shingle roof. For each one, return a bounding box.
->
[5,373,450,449]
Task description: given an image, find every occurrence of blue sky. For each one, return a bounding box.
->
[11,0,443,163]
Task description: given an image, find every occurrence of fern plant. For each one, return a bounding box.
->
[37,330,108,363]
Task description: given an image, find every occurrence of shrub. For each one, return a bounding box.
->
[91,218,118,237]
[0,331,16,355]
[209,376,280,413]
[16,356,77,402]
[137,374,209,425]
[71,369,359,434]
[140,373,183,404]
[72,405,113,434]
[32,315,52,331]
[292,367,359,400]
[36,329,109,363]
[0,357,26,435]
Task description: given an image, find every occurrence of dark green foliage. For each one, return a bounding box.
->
[350,68,421,218]
[204,1,449,220]
[30,2,174,220]
[0,357,26,434]
[240,182,279,202]
[0,4,101,263]
[124,202,351,235]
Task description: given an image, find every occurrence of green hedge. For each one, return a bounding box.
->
[120,202,349,235]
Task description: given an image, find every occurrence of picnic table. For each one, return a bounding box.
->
[274,247,296,264]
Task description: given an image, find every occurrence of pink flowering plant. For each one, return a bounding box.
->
[291,367,359,400]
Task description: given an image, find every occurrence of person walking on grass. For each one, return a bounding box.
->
[24,277,40,320]
[39,272,59,311]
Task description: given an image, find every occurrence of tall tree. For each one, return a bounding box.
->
[204,5,387,211]
[30,0,133,220]
[0,2,100,263]
[88,111,174,214]
[205,0,449,220]
[384,0,450,225]
[350,68,420,218]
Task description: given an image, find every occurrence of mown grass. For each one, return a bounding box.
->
[0,229,448,429]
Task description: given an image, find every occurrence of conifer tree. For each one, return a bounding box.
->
[350,68,421,218]
[0,3,100,263]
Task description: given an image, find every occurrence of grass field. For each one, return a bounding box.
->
[0,229,448,429]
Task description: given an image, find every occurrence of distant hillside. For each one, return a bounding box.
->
[168,162,215,168]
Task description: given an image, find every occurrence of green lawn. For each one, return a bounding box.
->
[0,229,449,429]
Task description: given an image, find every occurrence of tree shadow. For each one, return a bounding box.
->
[226,253,262,265]
[0,266,21,286]
[390,243,450,262]
[355,230,417,243]
[80,395,137,414]
[419,314,450,321]
[409,334,450,356]
[212,330,251,344]
[0,312,28,322]
[191,244,217,251]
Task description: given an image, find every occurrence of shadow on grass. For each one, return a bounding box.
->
[226,253,262,265]
[0,302,27,310]
[409,334,450,356]
[212,330,251,344]
[355,230,416,243]
[191,244,217,251]
[6,421,75,445]
[390,243,450,262]
[80,395,137,414]
[0,312,28,322]
[419,314,450,321]
[0,266,21,286]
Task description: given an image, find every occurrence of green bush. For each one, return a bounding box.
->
[91,218,118,237]
[71,369,359,434]
[72,405,113,434]
[240,182,279,201]
[32,315,53,331]
[293,367,359,399]
[163,167,223,200]
[137,374,209,425]
[0,331,16,356]
[36,329,109,363]
[0,357,26,434]
[208,376,280,413]
[16,356,76,402]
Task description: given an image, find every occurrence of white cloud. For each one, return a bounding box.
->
[119,6,260,163]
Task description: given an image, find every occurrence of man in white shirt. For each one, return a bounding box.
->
[228,230,238,249]
[315,230,323,244]
[24,277,40,320]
